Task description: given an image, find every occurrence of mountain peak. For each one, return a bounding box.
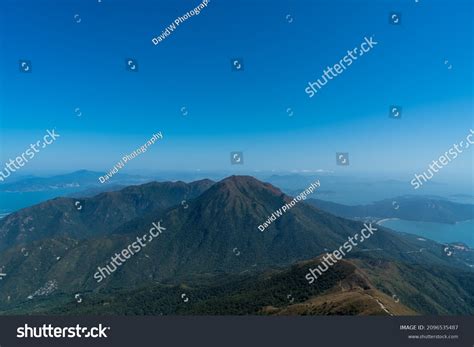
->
[217,175,283,196]
[221,175,260,183]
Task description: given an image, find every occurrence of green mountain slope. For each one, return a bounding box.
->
[4,256,471,316]
[0,179,214,249]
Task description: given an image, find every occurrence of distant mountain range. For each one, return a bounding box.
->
[0,176,472,315]
[265,174,473,205]
[306,196,474,224]
[0,170,151,193]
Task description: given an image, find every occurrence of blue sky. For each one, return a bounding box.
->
[0,0,472,181]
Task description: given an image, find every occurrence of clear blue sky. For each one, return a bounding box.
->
[0,0,472,179]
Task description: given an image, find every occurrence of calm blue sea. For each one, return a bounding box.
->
[380,219,474,247]
[0,190,74,218]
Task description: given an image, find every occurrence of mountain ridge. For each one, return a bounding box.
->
[0,179,215,249]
